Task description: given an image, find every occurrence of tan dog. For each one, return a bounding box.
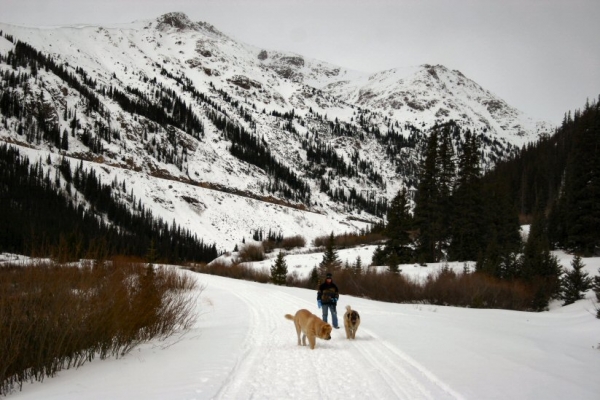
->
[284,309,332,349]
[343,305,361,339]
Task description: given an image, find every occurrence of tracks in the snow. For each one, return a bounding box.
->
[210,278,462,400]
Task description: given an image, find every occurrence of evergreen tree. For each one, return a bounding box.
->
[413,129,441,262]
[448,130,484,261]
[354,255,363,275]
[547,191,567,249]
[499,251,522,280]
[562,101,600,255]
[319,232,341,272]
[61,129,69,150]
[308,266,319,288]
[477,179,522,278]
[146,239,158,265]
[477,232,502,278]
[520,212,562,310]
[436,125,456,245]
[372,245,386,266]
[383,187,413,264]
[521,212,561,280]
[560,255,592,306]
[270,251,288,286]
[387,252,400,274]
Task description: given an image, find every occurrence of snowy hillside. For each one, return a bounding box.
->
[8,146,370,252]
[323,64,553,146]
[7,250,600,400]
[0,12,554,251]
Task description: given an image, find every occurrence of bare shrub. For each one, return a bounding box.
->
[269,266,535,311]
[261,240,277,254]
[263,235,306,253]
[0,259,199,395]
[313,232,386,248]
[325,267,421,302]
[237,244,265,262]
[196,260,270,283]
[421,269,535,310]
[187,253,542,312]
[281,235,306,249]
[285,270,308,287]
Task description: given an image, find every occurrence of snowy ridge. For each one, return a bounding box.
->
[323,64,552,146]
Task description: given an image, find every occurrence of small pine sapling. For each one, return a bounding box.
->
[270,251,288,286]
[560,255,592,306]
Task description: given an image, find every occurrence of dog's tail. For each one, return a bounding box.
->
[346,305,352,312]
[284,314,294,320]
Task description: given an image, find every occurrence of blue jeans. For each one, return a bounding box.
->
[322,303,338,328]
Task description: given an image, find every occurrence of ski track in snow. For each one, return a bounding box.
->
[209,278,461,400]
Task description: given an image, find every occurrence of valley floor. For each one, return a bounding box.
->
[9,270,600,400]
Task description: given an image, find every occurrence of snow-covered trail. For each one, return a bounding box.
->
[205,275,462,400]
[10,269,600,399]
[10,271,460,400]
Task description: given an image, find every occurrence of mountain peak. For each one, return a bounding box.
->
[156,12,195,31]
[155,12,225,38]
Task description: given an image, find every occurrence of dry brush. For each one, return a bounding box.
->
[0,258,199,395]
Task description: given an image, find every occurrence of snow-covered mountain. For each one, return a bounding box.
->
[0,12,553,251]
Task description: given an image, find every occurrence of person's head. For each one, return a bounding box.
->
[325,272,332,282]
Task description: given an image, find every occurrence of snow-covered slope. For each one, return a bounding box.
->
[0,12,554,251]
[322,64,552,146]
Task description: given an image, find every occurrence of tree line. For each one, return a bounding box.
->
[375,96,600,309]
[375,120,566,309]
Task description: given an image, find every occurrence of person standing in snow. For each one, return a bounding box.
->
[317,272,340,329]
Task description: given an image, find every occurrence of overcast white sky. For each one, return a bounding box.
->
[1,0,599,124]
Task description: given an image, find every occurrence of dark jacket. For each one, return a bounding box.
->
[317,281,339,305]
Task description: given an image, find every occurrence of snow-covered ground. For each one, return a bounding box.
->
[7,250,600,400]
